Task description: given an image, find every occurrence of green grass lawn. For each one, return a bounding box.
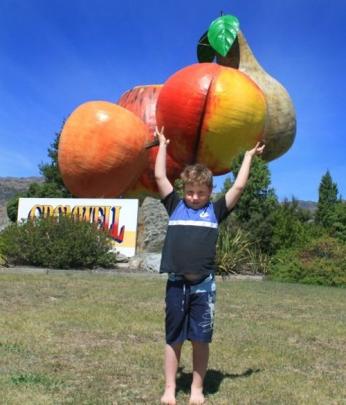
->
[0,271,345,404]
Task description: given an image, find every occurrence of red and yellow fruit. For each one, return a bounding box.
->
[58,101,151,197]
[156,63,267,174]
[118,85,184,196]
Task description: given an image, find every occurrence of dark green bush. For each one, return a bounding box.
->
[330,201,346,242]
[271,199,310,252]
[0,216,118,269]
[268,235,346,287]
[0,236,8,267]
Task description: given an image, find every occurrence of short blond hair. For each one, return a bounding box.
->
[180,163,213,189]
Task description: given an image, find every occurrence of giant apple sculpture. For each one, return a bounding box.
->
[117,85,184,197]
[156,63,267,174]
[58,101,151,197]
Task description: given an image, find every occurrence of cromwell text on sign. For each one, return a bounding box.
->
[17,198,139,257]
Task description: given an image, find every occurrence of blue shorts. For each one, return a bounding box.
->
[165,273,216,345]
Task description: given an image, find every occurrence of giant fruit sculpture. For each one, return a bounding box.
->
[58,101,151,197]
[58,14,296,198]
[117,85,183,197]
[216,31,296,161]
[156,63,267,174]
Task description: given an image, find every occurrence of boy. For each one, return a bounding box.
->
[154,127,265,405]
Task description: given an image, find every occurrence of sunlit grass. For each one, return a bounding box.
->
[0,272,345,404]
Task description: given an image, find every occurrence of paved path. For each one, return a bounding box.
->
[0,265,264,281]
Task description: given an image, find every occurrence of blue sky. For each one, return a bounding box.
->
[0,0,345,201]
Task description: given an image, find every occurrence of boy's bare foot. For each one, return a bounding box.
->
[161,388,176,405]
[189,386,205,404]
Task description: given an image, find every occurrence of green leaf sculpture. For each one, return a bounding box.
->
[197,31,216,63]
[207,15,240,57]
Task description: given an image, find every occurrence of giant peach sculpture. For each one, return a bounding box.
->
[156,63,267,174]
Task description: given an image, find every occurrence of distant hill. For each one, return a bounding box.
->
[295,200,317,213]
[0,176,43,226]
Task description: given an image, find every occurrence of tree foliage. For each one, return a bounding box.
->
[271,198,309,252]
[268,235,346,287]
[222,154,278,254]
[315,170,338,228]
[314,170,346,242]
[330,201,346,242]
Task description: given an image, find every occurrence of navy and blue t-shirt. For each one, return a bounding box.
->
[160,190,231,275]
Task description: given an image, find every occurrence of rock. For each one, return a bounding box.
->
[128,197,168,272]
[128,253,162,273]
[115,252,129,263]
[136,197,168,253]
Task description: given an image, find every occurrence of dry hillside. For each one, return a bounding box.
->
[0,177,43,227]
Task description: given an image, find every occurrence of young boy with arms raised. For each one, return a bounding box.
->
[154,127,265,405]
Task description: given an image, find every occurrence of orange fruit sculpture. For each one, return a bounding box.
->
[58,101,151,197]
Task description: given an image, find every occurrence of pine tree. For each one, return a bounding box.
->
[271,198,309,251]
[38,125,70,195]
[332,201,346,242]
[221,153,278,254]
[315,170,338,228]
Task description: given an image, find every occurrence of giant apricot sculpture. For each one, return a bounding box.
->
[58,101,151,197]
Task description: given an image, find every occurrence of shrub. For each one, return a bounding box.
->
[268,235,346,287]
[0,236,8,267]
[330,201,346,242]
[247,248,271,275]
[216,226,269,276]
[6,195,21,222]
[0,216,118,269]
[271,199,309,252]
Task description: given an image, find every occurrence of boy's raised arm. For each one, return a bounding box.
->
[225,142,265,210]
[154,126,174,199]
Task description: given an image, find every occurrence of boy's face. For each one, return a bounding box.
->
[183,182,212,209]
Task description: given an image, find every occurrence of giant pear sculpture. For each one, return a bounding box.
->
[216,31,296,162]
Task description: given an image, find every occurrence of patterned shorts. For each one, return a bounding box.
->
[165,273,216,344]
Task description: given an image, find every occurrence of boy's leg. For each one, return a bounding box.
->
[161,342,183,405]
[162,275,188,404]
[187,274,216,404]
[190,341,209,404]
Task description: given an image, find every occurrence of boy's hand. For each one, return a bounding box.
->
[154,126,170,146]
[245,141,265,158]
